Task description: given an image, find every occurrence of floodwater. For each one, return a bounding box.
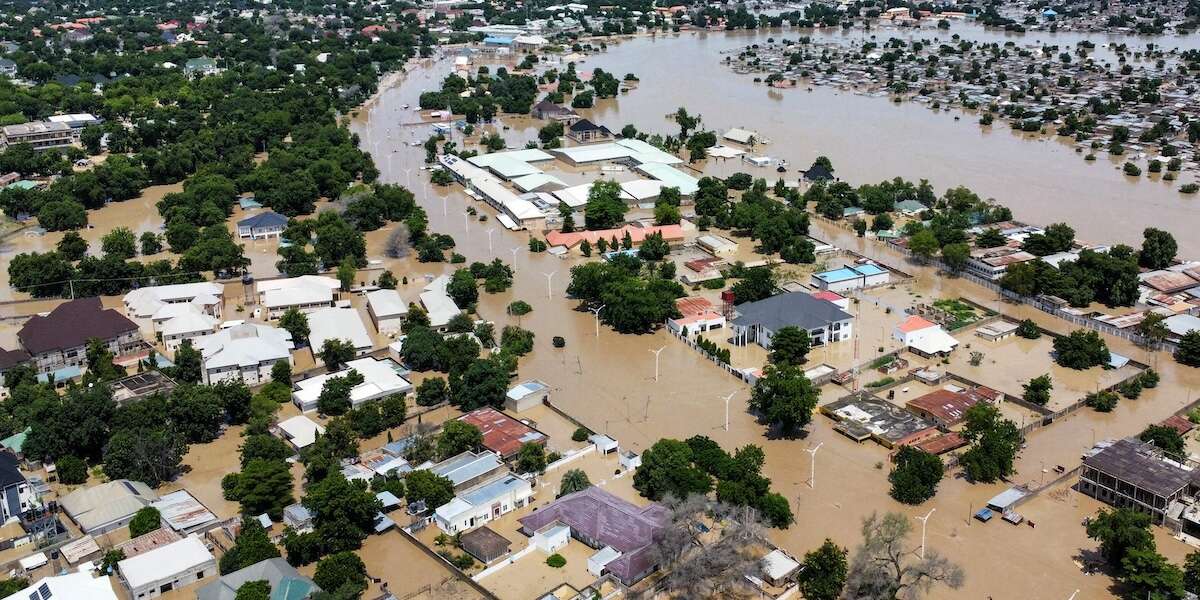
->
[349,31,1200,598]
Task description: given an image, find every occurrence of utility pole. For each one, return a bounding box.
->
[915,508,936,559]
[588,304,606,337]
[649,346,666,382]
[805,442,823,489]
[722,391,736,432]
[487,228,496,255]
[543,271,557,299]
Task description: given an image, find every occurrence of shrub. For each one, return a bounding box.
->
[1181,183,1199,194]
[507,300,533,316]
[1085,390,1119,412]
[1138,369,1159,389]
[55,456,88,485]
[571,427,590,442]
[552,336,566,348]
[865,377,895,388]
[1117,378,1142,399]
[546,554,567,568]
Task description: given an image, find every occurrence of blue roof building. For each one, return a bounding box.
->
[237,211,288,240]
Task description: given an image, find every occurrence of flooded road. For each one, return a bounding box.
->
[348,31,1200,598]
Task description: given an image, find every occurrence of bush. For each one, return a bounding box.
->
[507,300,533,316]
[128,507,162,537]
[1085,390,1119,412]
[1138,369,1159,389]
[546,553,567,568]
[571,427,590,442]
[55,455,88,485]
[552,336,565,348]
[1117,378,1142,399]
[701,278,726,290]
[1181,183,1199,194]
[865,377,895,388]
[1016,319,1041,339]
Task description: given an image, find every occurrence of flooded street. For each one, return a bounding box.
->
[346,29,1200,598]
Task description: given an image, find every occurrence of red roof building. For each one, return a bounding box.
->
[906,386,999,427]
[545,224,684,250]
[457,407,547,459]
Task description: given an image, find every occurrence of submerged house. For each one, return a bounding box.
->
[729,292,853,349]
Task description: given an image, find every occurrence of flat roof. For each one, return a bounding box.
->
[151,489,217,532]
[634,163,699,195]
[118,536,213,590]
[277,415,324,448]
[307,307,373,351]
[366,289,408,318]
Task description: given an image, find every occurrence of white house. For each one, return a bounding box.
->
[159,308,219,351]
[307,307,374,357]
[236,211,288,239]
[434,473,533,534]
[697,234,738,257]
[124,282,225,320]
[256,276,340,319]
[117,535,215,599]
[532,521,570,554]
[291,356,413,412]
[192,323,294,385]
[419,275,462,329]
[366,289,408,335]
[1,572,118,600]
[275,415,324,451]
[893,315,959,358]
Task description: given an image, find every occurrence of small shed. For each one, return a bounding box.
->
[505,380,550,413]
[460,526,512,565]
[588,546,623,577]
[533,521,570,554]
[619,450,641,471]
[986,487,1028,513]
[590,434,618,455]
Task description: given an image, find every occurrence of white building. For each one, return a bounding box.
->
[117,535,215,599]
[275,415,324,451]
[159,309,219,351]
[434,473,533,534]
[292,356,413,412]
[730,292,854,349]
[124,282,225,320]
[893,315,959,358]
[307,307,374,357]
[192,323,294,385]
[419,275,462,330]
[811,264,890,293]
[256,276,340,319]
[366,289,408,335]
[697,234,738,257]
[1,572,118,600]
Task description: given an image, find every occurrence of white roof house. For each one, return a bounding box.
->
[292,357,413,412]
[307,307,374,356]
[1,572,118,600]
[257,276,340,317]
[420,275,462,329]
[893,315,959,357]
[276,415,325,450]
[722,128,758,145]
[123,282,225,318]
[366,289,408,320]
[117,535,215,597]
[193,323,294,385]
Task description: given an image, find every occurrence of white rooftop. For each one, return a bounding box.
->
[307,306,374,352]
[293,357,413,411]
[420,275,462,328]
[194,323,293,370]
[277,415,324,449]
[123,282,224,318]
[117,536,213,591]
[0,572,118,600]
[366,289,408,319]
[258,276,339,309]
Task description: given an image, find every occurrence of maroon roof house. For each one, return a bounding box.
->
[518,487,669,586]
[16,297,142,375]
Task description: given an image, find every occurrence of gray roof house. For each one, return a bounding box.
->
[237,211,288,239]
[730,292,854,349]
[196,557,319,600]
[60,479,158,534]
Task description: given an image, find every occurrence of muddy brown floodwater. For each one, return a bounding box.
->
[347,34,1200,598]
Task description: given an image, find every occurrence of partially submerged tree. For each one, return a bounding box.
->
[645,495,767,599]
[845,512,964,600]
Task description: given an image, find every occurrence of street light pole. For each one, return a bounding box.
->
[915,508,936,559]
[543,271,557,299]
[805,442,823,489]
[650,346,666,382]
[487,228,496,255]
[588,304,605,337]
[722,391,736,432]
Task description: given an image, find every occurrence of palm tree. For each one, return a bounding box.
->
[557,469,592,498]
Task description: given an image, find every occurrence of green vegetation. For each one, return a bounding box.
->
[888,447,945,505]
[930,298,983,329]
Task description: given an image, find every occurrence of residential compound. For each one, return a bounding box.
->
[9,297,142,378]
[123,282,225,350]
[255,275,340,319]
[291,356,412,412]
[730,291,854,348]
[192,323,294,385]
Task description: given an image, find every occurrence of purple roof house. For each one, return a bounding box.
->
[518,487,669,585]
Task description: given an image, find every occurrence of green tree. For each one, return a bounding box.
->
[101,227,137,259]
[234,581,271,600]
[584,179,627,230]
[271,360,292,386]
[632,438,712,501]
[1021,374,1053,406]
[908,229,940,262]
[798,539,848,600]
[437,421,482,459]
[447,268,479,307]
[974,228,1006,248]
[958,403,1021,483]
[558,469,591,497]
[220,518,281,574]
[317,370,364,416]
[516,442,548,474]
[1086,507,1155,571]
[1016,319,1041,339]
[140,232,162,256]
[405,470,454,508]
[941,243,969,273]
[888,447,944,505]
[1121,547,1186,600]
[56,455,88,484]
[450,357,509,410]
[1176,331,1200,367]
[102,428,186,487]
[1139,227,1178,270]
[729,267,775,304]
[171,339,202,384]
[1183,550,1200,594]
[319,339,356,370]
[305,473,383,554]
[279,308,310,345]
[313,552,368,598]
[749,364,818,438]
[57,231,88,261]
[767,327,810,366]
[1052,329,1110,369]
[227,459,294,520]
[1140,424,1186,461]
[128,506,162,537]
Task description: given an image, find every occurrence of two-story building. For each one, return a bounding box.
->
[16,297,142,377]
[729,292,854,349]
